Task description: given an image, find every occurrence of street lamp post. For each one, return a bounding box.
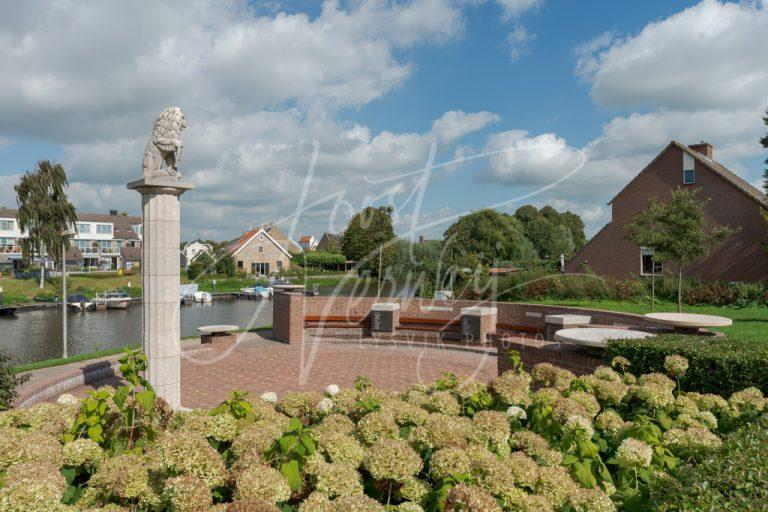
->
[61,229,76,359]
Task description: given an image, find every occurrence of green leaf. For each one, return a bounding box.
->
[300,434,316,455]
[135,390,156,411]
[288,418,303,432]
[280,460,302,491]
[572,460,597,488]
[279,435,297,453]
[87,424,103,443]
[60,467,77,485]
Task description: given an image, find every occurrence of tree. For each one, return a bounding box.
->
[0,349,28,410]
[444,209,536,266]
[643,188,735,312]
[215,254,236,277]
[187,252,214,279]
[14,161,78,288]
[513,205,585,260]
[341,207,396,275]
[625,202,663,309]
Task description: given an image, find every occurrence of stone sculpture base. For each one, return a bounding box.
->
[128,176,193,409]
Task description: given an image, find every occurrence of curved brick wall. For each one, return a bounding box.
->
[273,293,659,343]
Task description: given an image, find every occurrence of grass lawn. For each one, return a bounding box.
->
[523,298,768,338]
[0,273,142,304]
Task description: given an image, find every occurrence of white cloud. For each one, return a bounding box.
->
[507,25,536,61]
[576,0,768,111]
[496,0,543,20]
[431,110,501,143]
[0,0,482,240]
[480,130,584,185]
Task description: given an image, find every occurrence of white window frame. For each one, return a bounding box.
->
[640,247,662,276]
[77,223,91,234]
[96,224,112,235]
[0,219,13,231]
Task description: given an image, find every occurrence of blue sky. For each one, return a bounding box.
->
[0,0,766,241]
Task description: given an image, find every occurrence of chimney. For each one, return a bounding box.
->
[109,209,118,216]
[689,141,713,159]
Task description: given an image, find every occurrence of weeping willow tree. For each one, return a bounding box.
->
[14,160,78,288]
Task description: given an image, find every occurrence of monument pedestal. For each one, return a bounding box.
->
[371,303,400,334]
[128,176,193,409]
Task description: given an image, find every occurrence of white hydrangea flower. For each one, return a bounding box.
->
[317,398,334,414]
[260,392,278,403]
[56,393,79,406]
[506,406,527,421]
[326,384,340,396]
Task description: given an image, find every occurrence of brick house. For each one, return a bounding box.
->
[566,141,768,282]
[225,224,297,275]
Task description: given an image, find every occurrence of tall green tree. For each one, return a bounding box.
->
[625,201,663,309]
[443,209,536,266]
[513,205,584,260]
[341,206,396,275]
[14,161,78,288]
[645,187,735,312]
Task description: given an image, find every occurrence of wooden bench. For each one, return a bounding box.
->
[304,315,369,328]
[496,322,543,335]
[399,316,461,332]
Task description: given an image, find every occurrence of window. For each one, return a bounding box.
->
[682,152,695,184]
[258,245,264,253]
[640,247,662,276]
[0,220,13,231]
[277,260,283,270]
[0,237,14,248]
[252,262,269,275]
[77,240,94,252]
[237,260,243,268]
[77,223,91,234]
[100,241,117,253]
[96,224,112,235]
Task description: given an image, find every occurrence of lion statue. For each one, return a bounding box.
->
[142,107,187,178]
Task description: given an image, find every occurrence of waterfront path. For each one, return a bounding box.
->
[17,331,498,408]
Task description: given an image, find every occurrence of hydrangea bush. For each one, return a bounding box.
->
[0,351,765,511]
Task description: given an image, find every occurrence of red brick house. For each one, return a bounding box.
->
[566,141,768,282]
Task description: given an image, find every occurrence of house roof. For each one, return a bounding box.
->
[299,235,313,243]
[225,227,293,259]
[610,141,768,208]
[0,207,142,240]
[121,245,142,262]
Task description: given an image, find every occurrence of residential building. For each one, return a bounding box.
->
[181,240,213,270]
[566,141,768,282]
[0,207,142,271]
[225,224,295,275]
[316,232,342,252]
[298,235,317,251]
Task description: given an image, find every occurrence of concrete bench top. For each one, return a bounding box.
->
[643,312,732,328]
[197,324,239,334]
[554,327,655,349]
[460,306,498,316]
[372,303,400,311]
[544,314,591,325]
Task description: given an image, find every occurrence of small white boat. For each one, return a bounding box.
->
[67,294,93,312]
[94,290,131,310]
[239,285,272,299]
[194,291,212,303]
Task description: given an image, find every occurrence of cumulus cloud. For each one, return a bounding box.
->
[576,0,768,110]
[506,25,536,61]
[479,131,585,185]
[0,0,485,239]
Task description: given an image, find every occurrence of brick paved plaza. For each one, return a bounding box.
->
[60,331,498,408]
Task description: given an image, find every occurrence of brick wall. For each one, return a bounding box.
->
[273,295,658,344]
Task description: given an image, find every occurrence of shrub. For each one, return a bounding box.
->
[651,415,768,511]
[605,335,768,395]
[0,350,28,410]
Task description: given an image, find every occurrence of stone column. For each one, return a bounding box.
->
[460,306,498,344]
[370,303,400,334]
[127,176,193,409]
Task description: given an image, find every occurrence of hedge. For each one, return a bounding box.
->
[605,334,768,395]
[651,415,768,511]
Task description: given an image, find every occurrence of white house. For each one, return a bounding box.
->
[181,240,213,269]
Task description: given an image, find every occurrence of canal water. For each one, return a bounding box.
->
[0,279,416,365]
[0,300,274,365]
